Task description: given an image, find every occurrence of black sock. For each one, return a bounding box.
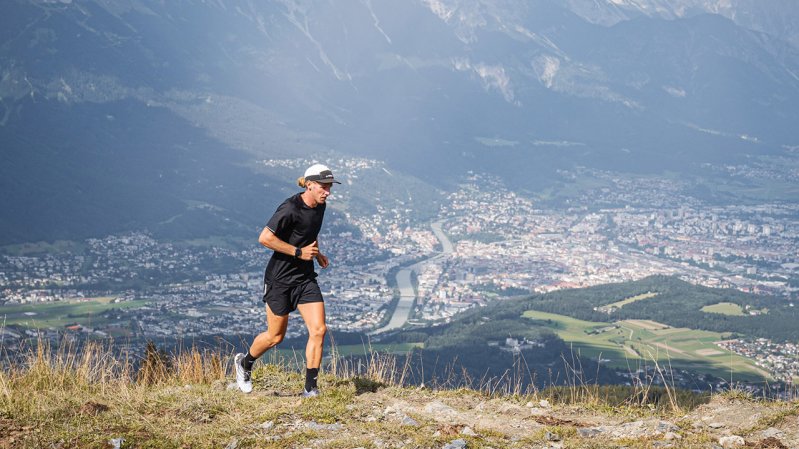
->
[242,351,257,372]
[305,367,319,392]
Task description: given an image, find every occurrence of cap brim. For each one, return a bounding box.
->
[318,179,341,184]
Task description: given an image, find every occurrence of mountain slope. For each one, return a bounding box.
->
[2,0,798,243]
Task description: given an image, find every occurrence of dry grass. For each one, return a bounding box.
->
[1,337,794,448]
[0,337,359,447]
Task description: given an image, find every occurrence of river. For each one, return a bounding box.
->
[370,220,452,334]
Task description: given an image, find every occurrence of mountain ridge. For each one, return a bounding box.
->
[3,0,798,243]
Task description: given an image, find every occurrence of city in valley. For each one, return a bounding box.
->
[1,158,798,381]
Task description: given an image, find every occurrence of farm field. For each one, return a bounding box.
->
[0,297,150,330]
[522,310,769,382]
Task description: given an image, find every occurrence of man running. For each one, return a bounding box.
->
[234,163,340,397]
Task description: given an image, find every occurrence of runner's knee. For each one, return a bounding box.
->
[308,323,327,339]
[263,330,284,346]
[271,333,285,345]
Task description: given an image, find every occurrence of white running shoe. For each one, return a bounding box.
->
[233,353,253,394]
[302,388,320,398]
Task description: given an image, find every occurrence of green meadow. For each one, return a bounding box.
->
[0,297,150,330]
[605,292,659,309]
[523,310,769,382]
[330,342,424,356]
[1,239,85,256]
[700,302,746,316]
[263,342,424,367]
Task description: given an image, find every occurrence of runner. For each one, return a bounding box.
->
[234,163,340,396]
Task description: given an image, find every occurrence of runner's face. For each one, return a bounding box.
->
[309,181,331,203]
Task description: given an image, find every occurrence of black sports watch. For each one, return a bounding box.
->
[294,247,302,258]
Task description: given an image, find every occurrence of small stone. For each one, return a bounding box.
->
[718,435,745,448]
[306,421,344,431]
[109,438,124,449]
[545,431,560,441]
[224,439,238,449]
[657,421,679,433]
[442,439,467,449]
[617,420,648,438]
[425,401,458,418]
[760,427,783,439]
[461,426,477,436]
[259,421,274,430]
[577,428,601,438]
[525,401,534,407]
[708,422,725,429]
[539,399,551,408]
[528,407,548,416]
[664,432,682,440]
[401,416,419,426]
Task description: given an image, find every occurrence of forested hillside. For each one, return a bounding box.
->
[520,276,798,342]
[369,276,794,390]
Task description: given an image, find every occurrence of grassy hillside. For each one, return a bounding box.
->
[518,275,799,342]
[522,310,768,382]
[377,276,790,390]
[2,341,798,448]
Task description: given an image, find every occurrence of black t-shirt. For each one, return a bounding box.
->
[263,193,326,286]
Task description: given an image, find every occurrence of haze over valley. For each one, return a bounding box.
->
[2,0,798,390]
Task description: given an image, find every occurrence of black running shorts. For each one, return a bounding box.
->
[262,279,323,316]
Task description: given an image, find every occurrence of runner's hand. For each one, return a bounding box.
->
[316,252,329,269]
[299,241,319,260]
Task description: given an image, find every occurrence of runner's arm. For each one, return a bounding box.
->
[258,227,318,261]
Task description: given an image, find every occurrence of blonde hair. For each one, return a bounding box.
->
[297,177,307,188]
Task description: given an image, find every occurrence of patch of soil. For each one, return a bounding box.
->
[748,437,788,449]
[436,424,464,436]
[529,415,583,427]
[79,401,110,415]
[0,418,33,449]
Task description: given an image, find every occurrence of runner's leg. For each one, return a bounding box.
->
[249,303,289,357]
[297,301,326,368]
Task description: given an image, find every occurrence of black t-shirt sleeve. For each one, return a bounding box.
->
[265,200,294,237]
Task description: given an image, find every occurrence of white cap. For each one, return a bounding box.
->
[303,164,341,184]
